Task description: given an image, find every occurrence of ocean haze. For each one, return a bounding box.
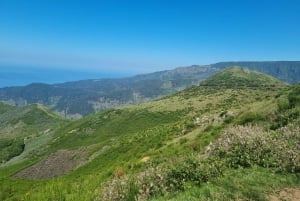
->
[0,66,134,87]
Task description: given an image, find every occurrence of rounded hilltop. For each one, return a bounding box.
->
[200,66,288,88]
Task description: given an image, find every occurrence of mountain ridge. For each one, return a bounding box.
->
[0,61,299,117]
[200,66,288,87]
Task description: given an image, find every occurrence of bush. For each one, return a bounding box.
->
[277,98,290,111]
[101,156,225,201]
[288,85,300,108]
[235,112,265,125]
[207,125,300,173]
[271,86,300,129]
[101,167,168,201]
[224,116,234,124]
[179,138,188,145]
[166,157,224,191]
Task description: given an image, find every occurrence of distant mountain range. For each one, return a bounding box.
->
[0,61,299,117]
[0,66,131,88]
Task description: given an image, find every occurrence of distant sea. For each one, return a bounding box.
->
[0,66,134,87]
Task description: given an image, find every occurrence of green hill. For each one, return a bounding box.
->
[0,68,299,201]
[0,103,67,164]
[212,61,300,84]
[201,66,287,87]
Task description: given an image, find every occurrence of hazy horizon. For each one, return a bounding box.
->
[1,60,300,88]
[0,65,140,87]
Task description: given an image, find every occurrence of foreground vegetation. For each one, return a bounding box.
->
[0,67,299,200]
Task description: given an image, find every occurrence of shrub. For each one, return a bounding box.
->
[271,89,300,130]
[277,98,289,111]
[101,156,225,201]
[224,115,234,124]
[165,157,224,191]
[101,167,168,201]
[288,85,300,108]
[179,138,188,145]
[207,125,300,173]
[235,112,265,125]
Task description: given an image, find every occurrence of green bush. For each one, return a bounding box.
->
[288,85,300,108]
[179,138,188,145]
[223,116,234,124]
[277,98,290,111]
[166,157,224,191]
[271,85,300,130]
[235,112,265,125]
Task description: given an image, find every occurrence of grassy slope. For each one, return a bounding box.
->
[0,103,67,165]
[1,68,299,200]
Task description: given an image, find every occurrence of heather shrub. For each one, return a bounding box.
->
[165,156,224,191]
[100,175,131,201]
[207,125,300,173]
[101,167,168,201]
[235,112,265,125]
[101,157,224,201]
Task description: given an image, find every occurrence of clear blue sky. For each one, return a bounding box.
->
[0,0,300,74]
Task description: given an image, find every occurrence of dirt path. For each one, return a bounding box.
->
[14,148,88,179]
[269,188,300,201]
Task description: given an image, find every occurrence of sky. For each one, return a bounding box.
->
[0,0,300,75]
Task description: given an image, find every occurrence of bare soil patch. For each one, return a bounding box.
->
[13,148,88,179]
[269,188,300,201]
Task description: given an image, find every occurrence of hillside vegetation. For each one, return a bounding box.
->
[0,67,299,201]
